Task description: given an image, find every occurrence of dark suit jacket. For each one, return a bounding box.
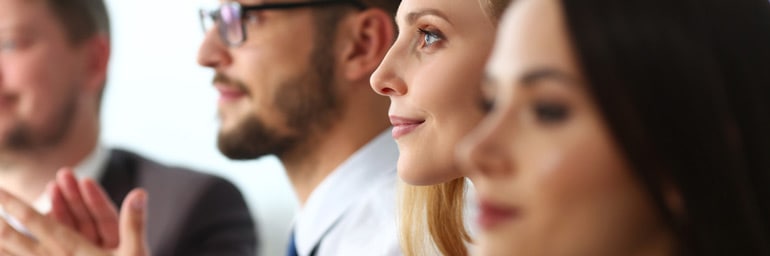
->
[99,149,258,256]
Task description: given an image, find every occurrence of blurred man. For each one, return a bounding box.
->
[197,0,400,255]
[0,0,256,255]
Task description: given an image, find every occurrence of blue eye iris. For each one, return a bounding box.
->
[418,28,442,48]
[424,32,440,46]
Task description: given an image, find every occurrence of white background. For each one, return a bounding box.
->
[101,1,296,255]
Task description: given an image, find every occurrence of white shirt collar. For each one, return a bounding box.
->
[32,145,111,213]
[294,130,399,255]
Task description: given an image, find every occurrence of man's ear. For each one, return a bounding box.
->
[82,34,111,95]
[339,9,395,82]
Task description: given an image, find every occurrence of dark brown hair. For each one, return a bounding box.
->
[45,0,110,44]
[560,0,770,254]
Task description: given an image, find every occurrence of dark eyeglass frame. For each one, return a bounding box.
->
[200,0,368,47]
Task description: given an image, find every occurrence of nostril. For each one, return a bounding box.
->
[379,87,397,95]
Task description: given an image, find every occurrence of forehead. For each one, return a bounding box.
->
[487,0,577,84]
[396,0,488,26]
[0,0,56,32]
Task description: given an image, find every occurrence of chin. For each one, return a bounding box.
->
[397,161,459,186]
[397,162,431,185]
[217,120,237,135]
[478,237,519,256]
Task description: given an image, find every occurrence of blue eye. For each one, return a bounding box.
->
[418,28,442,48]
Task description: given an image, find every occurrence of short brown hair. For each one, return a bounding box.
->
[310,0,400,46]
[360,0,400,17]
[44,0,111,44]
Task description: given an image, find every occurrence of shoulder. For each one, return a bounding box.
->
[112,149,231,186]
[108,150,256,255]
[325,174,401,255]
[108,149,246,207]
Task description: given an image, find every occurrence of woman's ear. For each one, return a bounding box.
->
[663,182,684,219]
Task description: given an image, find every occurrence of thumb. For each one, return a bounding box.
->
[115,189,150,256]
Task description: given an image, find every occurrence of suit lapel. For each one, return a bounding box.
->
[98,149,138,208]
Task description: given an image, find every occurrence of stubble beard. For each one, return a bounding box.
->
[216,39,343,160]
[0,90,78,161]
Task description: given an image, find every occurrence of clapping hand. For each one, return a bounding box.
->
[0,174,149,256]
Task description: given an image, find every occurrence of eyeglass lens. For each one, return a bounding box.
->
[219,3,244,45]
[199,2,244,46]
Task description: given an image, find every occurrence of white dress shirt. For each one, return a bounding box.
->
[33,145,111,213]
[293,131,402,256]
[0,145,111,235]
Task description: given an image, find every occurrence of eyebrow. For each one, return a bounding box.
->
[519,68,579,87]
[404,9,452,26]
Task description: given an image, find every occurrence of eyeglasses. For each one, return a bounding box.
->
[199,0,367,47]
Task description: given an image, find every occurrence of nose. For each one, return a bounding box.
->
[197,28,232,69]
[456,112,513,179]
[370,46,407,97]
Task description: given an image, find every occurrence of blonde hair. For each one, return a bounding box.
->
[398,1,512,255]
[400,179,470,256]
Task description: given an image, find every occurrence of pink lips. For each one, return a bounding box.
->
[478,199,520,230]
[214,84,247,104]
[389,115,425,139]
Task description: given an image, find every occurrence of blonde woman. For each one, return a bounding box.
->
[370,0,510,255]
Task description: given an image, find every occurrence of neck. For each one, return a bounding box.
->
[619,220,678,256]
[281,123,387,206]
[633,231,677,256]
[0,116,99,203]
[280,87,390,206]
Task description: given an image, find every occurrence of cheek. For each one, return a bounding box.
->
[533,142,628,216]
[230,50,279,108]
[3,54,48,88]
[525,132,658,254]
[408,54,486,120]
[4,55,58,114]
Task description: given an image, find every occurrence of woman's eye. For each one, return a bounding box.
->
[479,98,495,113]
[417,28,443,48]
[533,101,570,124]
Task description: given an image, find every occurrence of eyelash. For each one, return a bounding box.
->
[479,98,494,113]
[532,101,570,125]
[417,28,444,50]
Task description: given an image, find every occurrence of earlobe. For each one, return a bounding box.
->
[342,9,395,82]
[663,182,684,219]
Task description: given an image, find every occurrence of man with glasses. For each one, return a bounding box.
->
[0,0,256,255]
[197,0,401,255]
[0,0,399,255]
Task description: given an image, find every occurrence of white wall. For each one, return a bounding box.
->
[101,1,297,255]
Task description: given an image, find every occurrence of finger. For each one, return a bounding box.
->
[0,218,46,256]
[46,182,77,231]
[116,189,149,256]
[56,169,99,244]
[80,179,119,249]
[0,189,73,253]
